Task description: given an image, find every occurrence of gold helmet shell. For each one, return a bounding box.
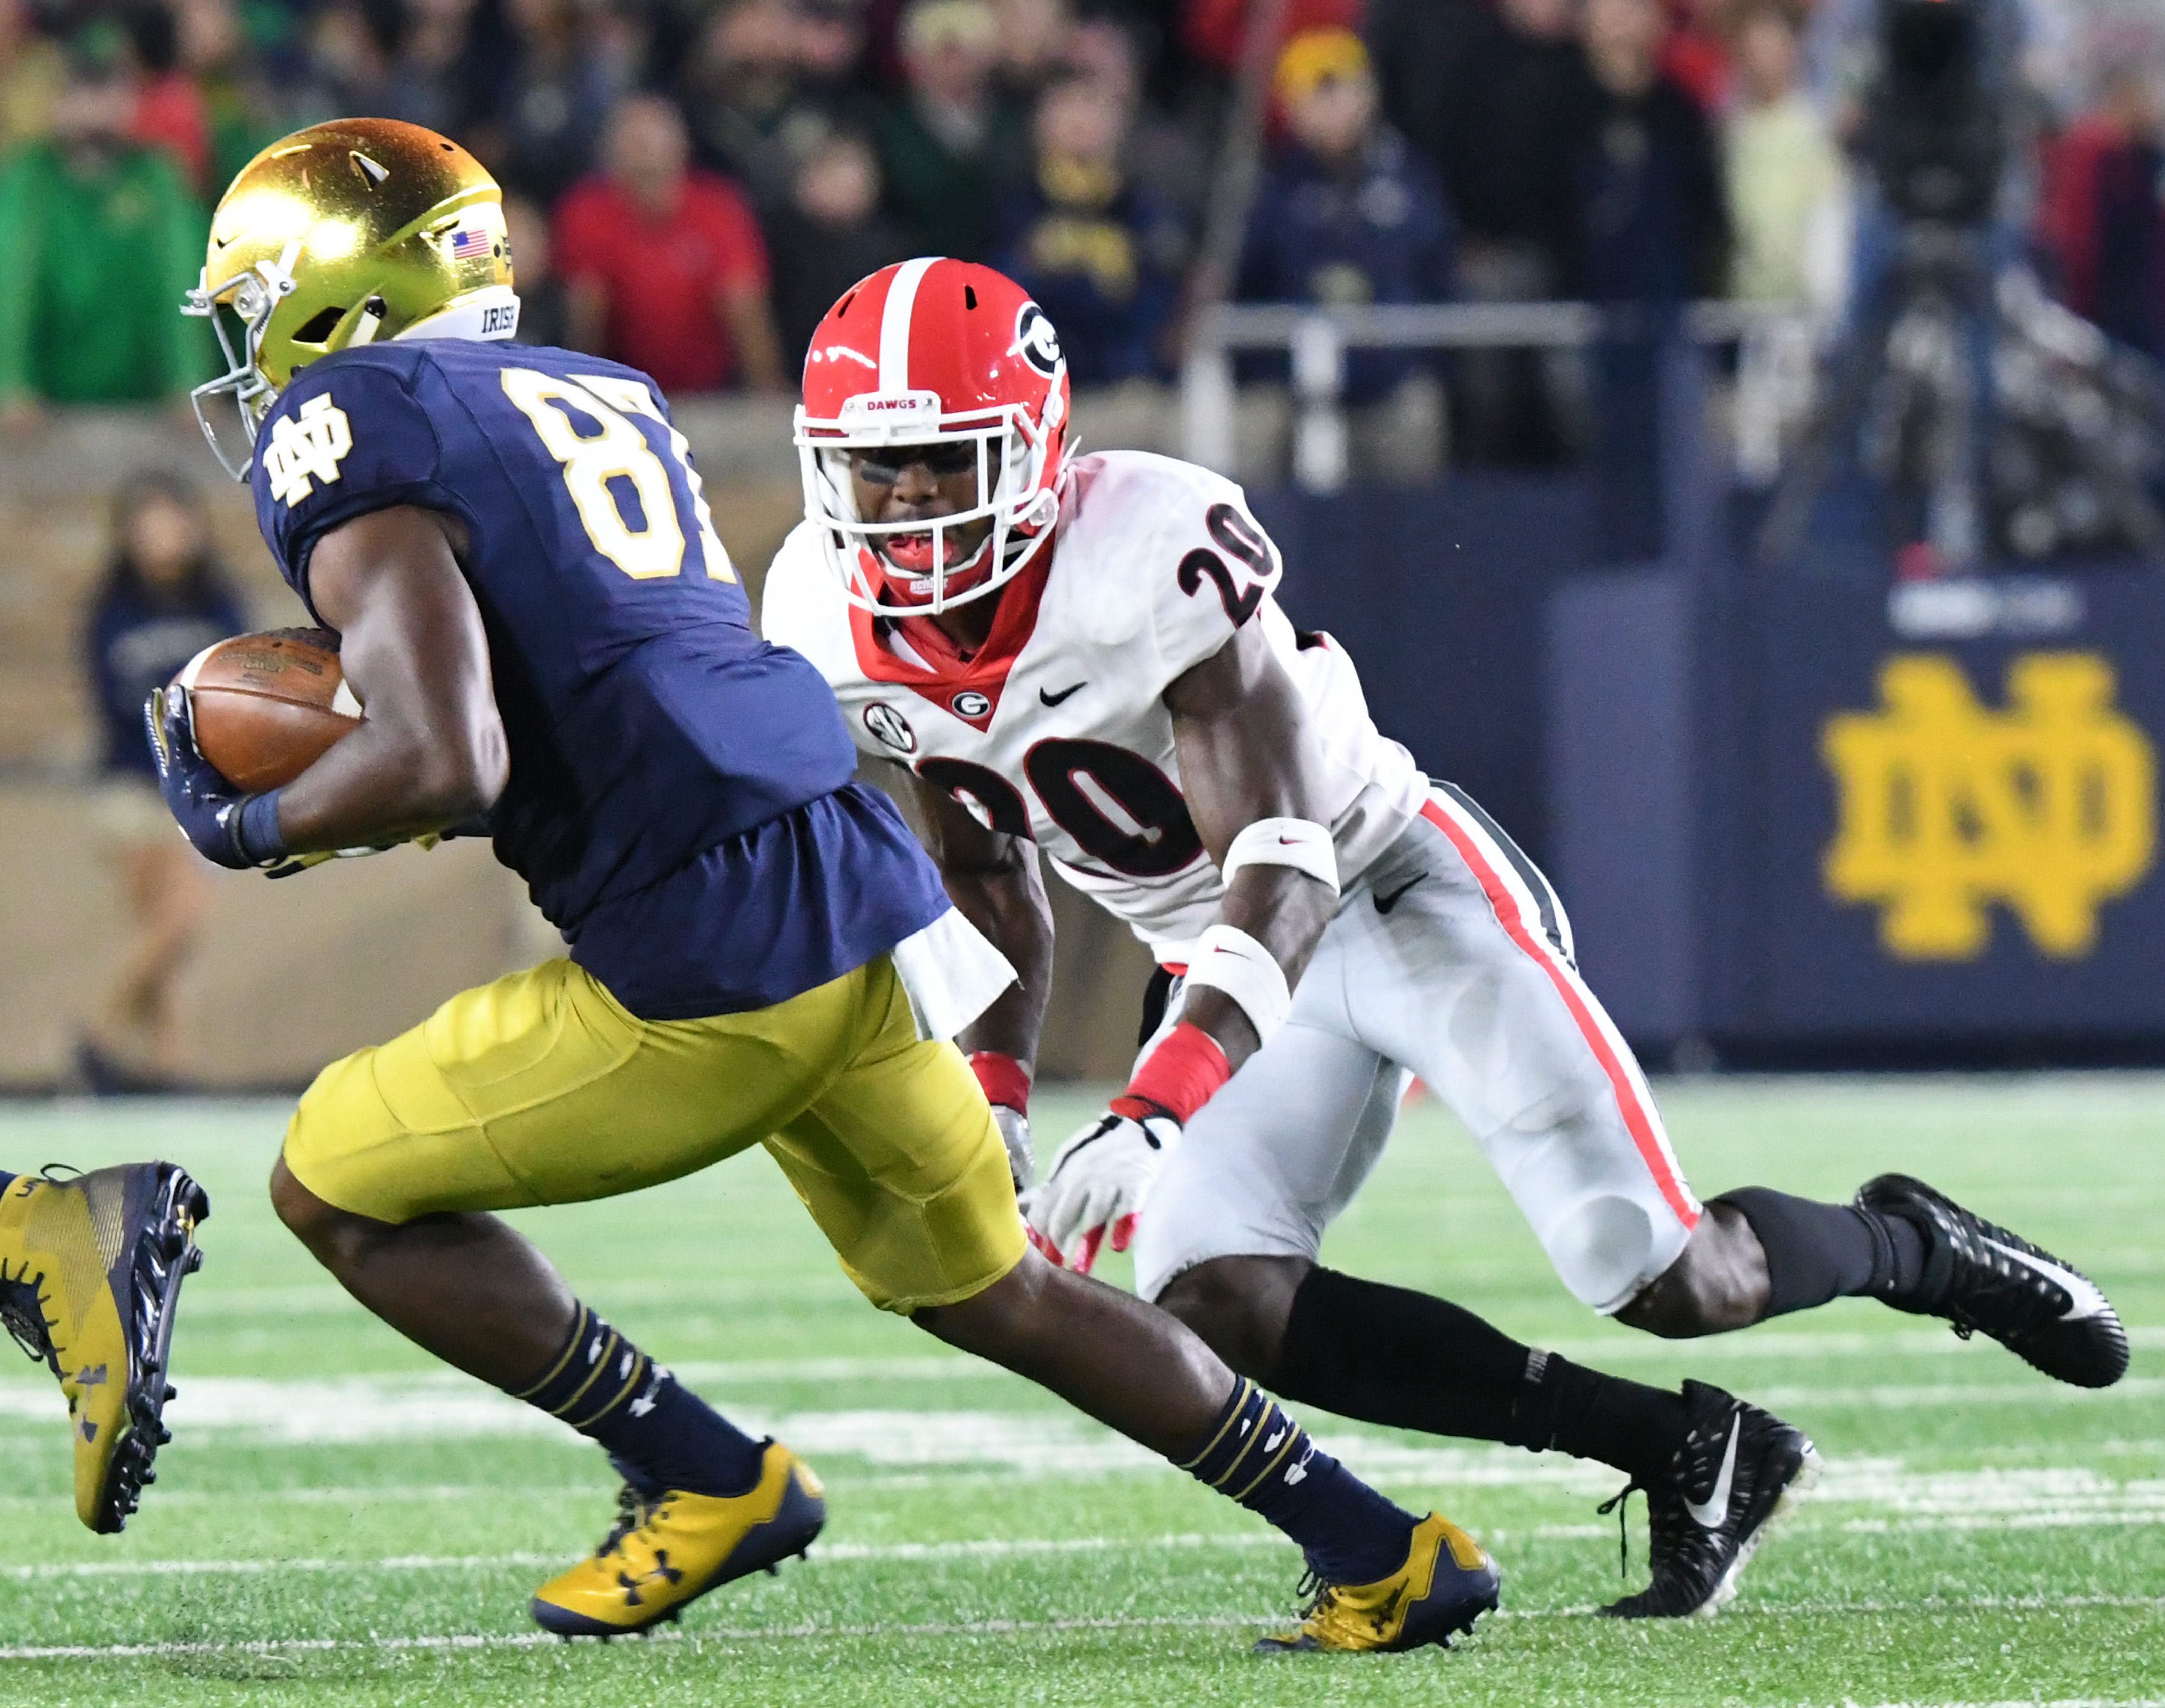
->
[185,118,519,478]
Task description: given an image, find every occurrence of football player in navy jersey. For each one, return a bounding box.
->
[142,117,1501,1654]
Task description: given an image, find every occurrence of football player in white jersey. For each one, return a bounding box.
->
[761,260,2127,1615]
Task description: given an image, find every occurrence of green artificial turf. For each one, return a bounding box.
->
[1,1077,2160,1706]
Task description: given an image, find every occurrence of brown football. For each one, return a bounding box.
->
[177,628,361,791]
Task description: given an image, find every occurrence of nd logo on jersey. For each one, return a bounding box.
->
[264,393,355,508]
[1821,652,2157,961]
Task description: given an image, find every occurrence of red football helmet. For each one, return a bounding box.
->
[795,258,1071,612]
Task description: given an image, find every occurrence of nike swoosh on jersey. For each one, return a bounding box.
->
[1984,1237,2111,1321]
[1684,1409,1742,1530]
[1039,682,1086,706]
[1374,876,1426,914]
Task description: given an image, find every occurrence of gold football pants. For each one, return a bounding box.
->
[281,955,1025,1312]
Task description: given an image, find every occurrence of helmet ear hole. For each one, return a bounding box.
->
[292,306,345,343]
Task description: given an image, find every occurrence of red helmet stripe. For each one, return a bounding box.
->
[880,256,938,393]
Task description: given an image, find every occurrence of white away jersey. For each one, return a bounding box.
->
[762,450,1429,962]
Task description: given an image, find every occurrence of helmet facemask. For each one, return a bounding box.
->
[184,239,304,482]
[796,386,1067,615]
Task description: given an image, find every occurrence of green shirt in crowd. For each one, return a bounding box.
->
[0,140,211,405]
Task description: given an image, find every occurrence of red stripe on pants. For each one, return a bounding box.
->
[1417,799,1699,1229]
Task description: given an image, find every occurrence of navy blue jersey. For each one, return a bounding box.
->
[250,337,947,1018]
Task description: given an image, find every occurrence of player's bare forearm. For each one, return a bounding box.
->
[275,506,509,852]
[1165,626,1339,1069]
[911,773,1054,1070]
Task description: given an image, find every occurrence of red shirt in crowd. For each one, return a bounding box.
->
[551,170,770,393]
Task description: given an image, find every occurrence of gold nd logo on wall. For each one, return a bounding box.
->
[1822,653,2157,960]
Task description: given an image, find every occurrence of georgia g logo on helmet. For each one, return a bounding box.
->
[1015,304,1062,378]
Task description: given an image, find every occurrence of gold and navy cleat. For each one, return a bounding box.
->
[529,1441,826,1638]
[0,1162,209,1533]
[1254,1513,1501,1654]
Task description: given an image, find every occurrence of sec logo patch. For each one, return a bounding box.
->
[863,702,916,753]
[951,689,992,719]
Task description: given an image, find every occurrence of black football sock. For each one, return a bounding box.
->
[1272,1266,1685,1485]
[1511,1350,1687,1487]
[516,1304,765,1498]
[1180,1377,1416,1586]
[1716,1188,1927,1316]
[1274,1265,1530,1440]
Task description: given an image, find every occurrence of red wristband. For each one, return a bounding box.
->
[968,1050,1032,1113]
[1110,1022,1231,1127]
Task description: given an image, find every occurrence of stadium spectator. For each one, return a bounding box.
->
[1063,13,1212,229]
[1724,0,1848,306]
[78,472,246,1093]
[121,0,213,193]
[1572,0,1730,302]
[994,73,1181,385]
[0,27,210,431]
[1376,0,1586,463]
[797,0,872,97]
[993,0,1069,105]
[874,0,1026,258]
[478,0,619,204]
[376,0,508,142]
[1182,0,1360,74]
[764,127,907,373]
[0,0,62,152]
[1238,29,1454,405]
[174,0,289,199]
[2039,64,2165,360]
[1658,0,1729,111]
[554,93,786,393]
[504,192,571,348]
[678,0,822,207]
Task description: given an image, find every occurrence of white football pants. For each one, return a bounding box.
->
[1132,784,1701,1315]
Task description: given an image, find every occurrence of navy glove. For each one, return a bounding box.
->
[143,685,285,870]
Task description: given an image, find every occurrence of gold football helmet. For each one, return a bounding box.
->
[185,118,520,479]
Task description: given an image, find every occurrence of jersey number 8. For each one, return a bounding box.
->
[501,368,737,583]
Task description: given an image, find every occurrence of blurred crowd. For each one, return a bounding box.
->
[0,0,2160,441]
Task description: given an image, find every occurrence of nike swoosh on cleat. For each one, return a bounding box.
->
[1374,877,1425,915]
[1984,1237,2111,1322]
[1039,682,1085,706]
[1684,1412,1742,1530]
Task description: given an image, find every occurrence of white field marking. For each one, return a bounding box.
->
[9,1596,2165,1666]
[5,1534,1288,1583]
[1540,1325,2165,1362]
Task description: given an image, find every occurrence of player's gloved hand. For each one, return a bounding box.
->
[1024,1107,1179,1274]
[1023,1018,1235,1273]
[144,685,259,870]
[968,1052,1035,1194]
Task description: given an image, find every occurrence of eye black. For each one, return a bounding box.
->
[852,443,977,484]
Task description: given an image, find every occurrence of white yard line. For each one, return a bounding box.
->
[5,1596,2163,1665]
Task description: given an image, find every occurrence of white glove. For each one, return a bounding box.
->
[1022,1108,1180,1274]
[991,1104,1033,1194]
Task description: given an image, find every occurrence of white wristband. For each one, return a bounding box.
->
[1183,924,1292,1042]
[1220,817,1339,897]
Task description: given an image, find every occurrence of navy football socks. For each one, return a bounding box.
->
[1718,1188,1927,1315]
[516,1304,765,1499]
[1180,1377,1415,1586]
